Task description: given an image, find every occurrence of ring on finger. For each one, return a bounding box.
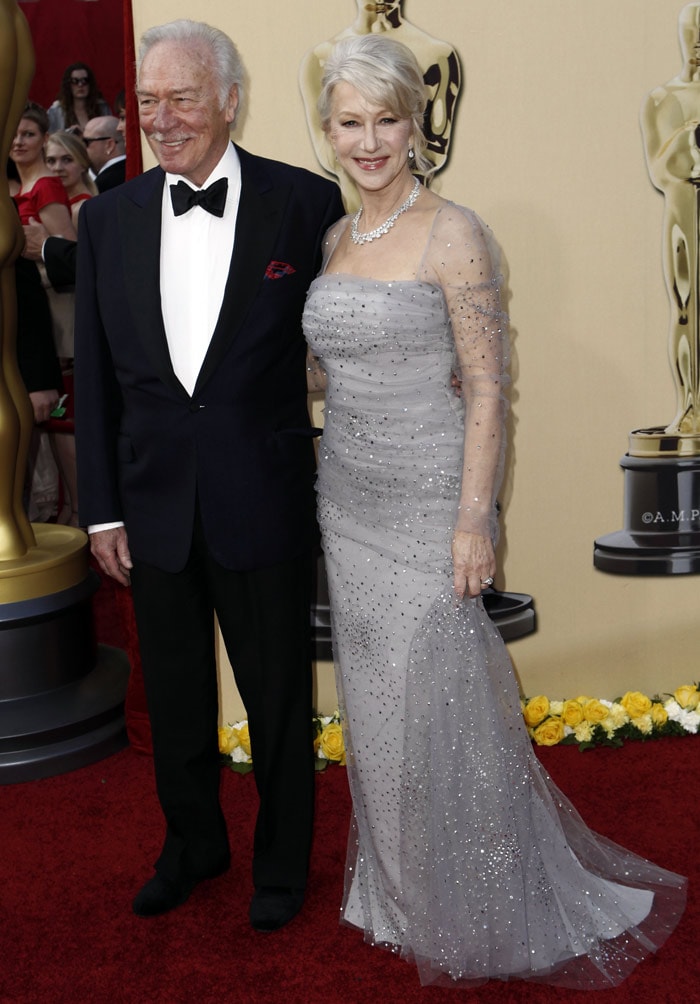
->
[480,576,494,588]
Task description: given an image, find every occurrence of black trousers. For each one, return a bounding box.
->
[129,513,315,890]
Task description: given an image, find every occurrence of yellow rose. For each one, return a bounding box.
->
[674,685,700,710]
[532,717,565,746]
[651,702,668,727]
[582,699,609,724]
[235,723,251,757]
[561,700,584,727]
[620,691,652,719]
[319,722,345,764]
[218,726,239,755]
[523,696,550,728]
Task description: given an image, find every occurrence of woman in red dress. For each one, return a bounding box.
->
[10,103,77,525]
[9,102,76,239]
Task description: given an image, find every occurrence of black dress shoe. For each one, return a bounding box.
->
[133,873,196,917]
[133,858,230,917]
[249,887,305,932]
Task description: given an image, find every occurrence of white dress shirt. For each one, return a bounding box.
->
[161,142,241,395]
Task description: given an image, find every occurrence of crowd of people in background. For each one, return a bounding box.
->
[8,62,124,527]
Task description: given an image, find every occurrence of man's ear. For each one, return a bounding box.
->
[225,84,239,126]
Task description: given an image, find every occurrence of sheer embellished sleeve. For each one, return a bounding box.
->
[419,204,510,542]
[305,217,351,393]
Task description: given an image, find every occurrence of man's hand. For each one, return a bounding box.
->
[90,526,133,586]
[28,389,59,424]
[22,217,49,261]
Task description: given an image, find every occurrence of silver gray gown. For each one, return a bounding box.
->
[302,203,686,989]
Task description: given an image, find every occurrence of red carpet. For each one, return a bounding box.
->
[1,579,696,1004]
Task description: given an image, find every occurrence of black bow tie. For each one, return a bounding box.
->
[170,177,228,218]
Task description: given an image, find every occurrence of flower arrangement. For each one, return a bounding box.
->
[219,711,346,773]
[523,683,700,751]
[312,711,346,769]
[218,720,253,774]
[219,684,699,770]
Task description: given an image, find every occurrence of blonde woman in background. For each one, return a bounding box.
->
[45,130,97,229]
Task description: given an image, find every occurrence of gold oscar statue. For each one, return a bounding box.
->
[594,3,700,573]
[0,0,88,600]
[299,0,461,210]
[0,0,34,559]
[639,1,700,444]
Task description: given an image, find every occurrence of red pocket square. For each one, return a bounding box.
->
[264,261,296,280]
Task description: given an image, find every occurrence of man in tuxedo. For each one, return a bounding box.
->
[75,19,343,930]
[82,115,126,192]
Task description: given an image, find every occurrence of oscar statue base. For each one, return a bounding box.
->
[0,526,130,783]
[594,428,700,575]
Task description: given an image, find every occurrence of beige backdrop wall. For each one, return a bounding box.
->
[131,0,695,723]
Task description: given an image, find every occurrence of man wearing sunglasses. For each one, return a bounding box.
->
[82,116,126,192]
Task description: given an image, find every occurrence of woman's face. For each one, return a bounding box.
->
[327,81,413,196]
[10,118,46,168]
[45,141,83,190]
[70,68,90,102]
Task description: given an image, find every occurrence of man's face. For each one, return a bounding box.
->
[137,40,238,187]
[82,121,115,172]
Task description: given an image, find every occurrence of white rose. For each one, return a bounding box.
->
[677,709,700,733]
[665,699,683,721]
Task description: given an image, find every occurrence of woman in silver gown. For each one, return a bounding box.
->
[302,34,686,989]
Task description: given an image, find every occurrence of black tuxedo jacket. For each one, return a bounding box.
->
[75,145,343,573]
[95,158,126,193]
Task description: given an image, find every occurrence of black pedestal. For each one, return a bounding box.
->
[594,453,700,574]
[0,571,130,783]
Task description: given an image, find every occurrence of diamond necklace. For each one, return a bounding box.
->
[350,176,421,245]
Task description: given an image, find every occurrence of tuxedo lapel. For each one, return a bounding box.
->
[194,150,290,394]
[119,169,189,399]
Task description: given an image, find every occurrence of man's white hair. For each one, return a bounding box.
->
[138,19,246,114]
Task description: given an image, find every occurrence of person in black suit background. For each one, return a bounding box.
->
[21,225,76,289]
[82,115,126,192]
[74,19,343,931]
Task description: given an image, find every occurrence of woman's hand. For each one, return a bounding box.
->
[29,388,59,424]
[452,530,495,600]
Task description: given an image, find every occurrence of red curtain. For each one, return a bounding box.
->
[19,0,143,177]
[121,0,142,178]
[19,0,125,111]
